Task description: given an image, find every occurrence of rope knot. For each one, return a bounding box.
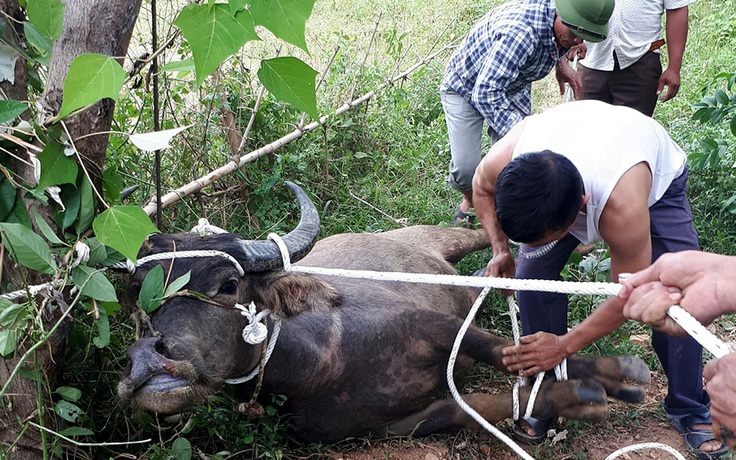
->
[236,302,271,345]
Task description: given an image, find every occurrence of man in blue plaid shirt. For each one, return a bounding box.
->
[441,0,614,227]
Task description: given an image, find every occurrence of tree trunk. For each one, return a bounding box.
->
[1,1,143,459]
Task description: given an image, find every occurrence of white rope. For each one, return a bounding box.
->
[605,442,687,460]
[135,250,245,277]
[0,280,61,301]
[446,287,537,460]
[224,315,282,385]
[289,265,730,359]
[190,218,229,236]
[236,302,271,345]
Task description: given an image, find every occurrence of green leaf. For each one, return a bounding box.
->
[54,400,84,423]
[37,142,78,189]
[32,209,65,245]
[85,238,108,266]
[171,437,193,460]
[58,53,126,119]
[731,114,736,137]
[99,301,121,317]
[75,177,95,234]
[55,386,82,403]
[250,0,315,53]
[0,329,17,357]
[163,271,191,298]
[139,265,164,314]
[71,265,118,302]
[92,206,159,262]
[159,59,195,74]
[714,89,730,106]
[7,195,32,227]
[26,0,66,39]
[102,167,122,204]
[24,21,53,66]
[0,100,28,124]
[60,185,80,231]
[258,57,319,121]
[174,4,259,86]
[93,307,110,348]
[0,178,16,221]
[0,301,29,328]
[0,223,57,274]
[229,0,247,17]
[59,427,94,437]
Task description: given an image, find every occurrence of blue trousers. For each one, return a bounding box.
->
[516,168,710,417]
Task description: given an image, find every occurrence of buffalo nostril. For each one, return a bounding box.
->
[126,337,171,389]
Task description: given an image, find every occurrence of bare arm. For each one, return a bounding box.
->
[503,164,653,374]
[659,6,689,101]
[472,123,524,282]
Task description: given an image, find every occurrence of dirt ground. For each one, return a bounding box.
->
[313,370,725,460]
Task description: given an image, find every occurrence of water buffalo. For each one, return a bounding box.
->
[118,182,649,443]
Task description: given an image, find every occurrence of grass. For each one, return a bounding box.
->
[57,0,736,458]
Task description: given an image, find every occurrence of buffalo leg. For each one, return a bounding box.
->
[386,379,609,437]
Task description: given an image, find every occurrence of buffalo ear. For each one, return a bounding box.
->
[258,273,341,316]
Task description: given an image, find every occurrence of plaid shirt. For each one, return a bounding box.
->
[441,0,560,138]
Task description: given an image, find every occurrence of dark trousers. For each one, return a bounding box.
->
[516,168,710,416]
[579,51,662,117]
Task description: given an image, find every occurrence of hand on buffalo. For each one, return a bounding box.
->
[501,331,567,376]
[485,252,515,296]
[705,352,736,449]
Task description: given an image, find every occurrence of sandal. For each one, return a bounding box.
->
[511,416,553,445]
[451,205,476,228]
[670,413,728,459]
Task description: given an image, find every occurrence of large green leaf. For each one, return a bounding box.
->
[0,223,57,274]
[174,4,259,86]
[138,265,164,314]
[58,54,126,119]
[26,0,66,39]
[92,206,159,263]
[37,142,78,189]
[71,265,118,302]
[258,57,319,121]
[250,0,315,53]
[0,100,28,124]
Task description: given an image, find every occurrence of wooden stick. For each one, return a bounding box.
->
[141,42,456,216]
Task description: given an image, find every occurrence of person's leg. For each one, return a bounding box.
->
[608,52,662,117]
[512,233,581,441]
[579,64,613,103]
[516,233,581,336]
[649,168,726,457]
[441,88,484,220]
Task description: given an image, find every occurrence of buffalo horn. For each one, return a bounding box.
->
[237,181,320,271]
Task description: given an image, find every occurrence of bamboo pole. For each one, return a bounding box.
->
[141,42,458,217]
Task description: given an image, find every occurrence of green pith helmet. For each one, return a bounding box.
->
[554,0,615,43]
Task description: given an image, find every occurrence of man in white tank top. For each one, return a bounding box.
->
[472,100,726,457]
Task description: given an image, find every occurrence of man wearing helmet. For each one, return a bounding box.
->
[440,0,614,227]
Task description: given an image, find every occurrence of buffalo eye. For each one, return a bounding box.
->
[219,279,239,296]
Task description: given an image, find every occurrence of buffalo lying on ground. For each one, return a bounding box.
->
[118,182,649,443]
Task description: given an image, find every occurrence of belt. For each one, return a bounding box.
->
[648,39,666,52]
